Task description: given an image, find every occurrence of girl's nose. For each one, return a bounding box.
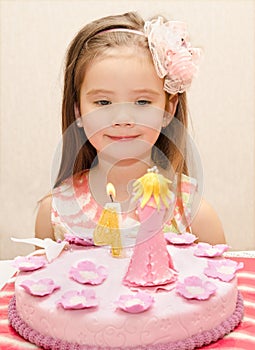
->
[111,104,135,127]
[112,120,134,127]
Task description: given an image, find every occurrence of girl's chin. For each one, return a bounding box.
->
[98,153,152,165]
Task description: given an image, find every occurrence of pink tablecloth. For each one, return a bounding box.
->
[0,257,254,350]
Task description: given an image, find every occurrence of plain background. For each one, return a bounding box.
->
[0,0,254,259]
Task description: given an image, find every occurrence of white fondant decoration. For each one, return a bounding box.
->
[11,237,67,263]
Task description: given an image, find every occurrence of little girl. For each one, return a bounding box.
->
[35,12,226,246]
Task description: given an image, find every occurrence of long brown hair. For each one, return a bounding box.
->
[54,12,189,189]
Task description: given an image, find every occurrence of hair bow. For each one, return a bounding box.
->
[144,17,202,94]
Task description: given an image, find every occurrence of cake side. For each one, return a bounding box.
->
[13,245,240,348]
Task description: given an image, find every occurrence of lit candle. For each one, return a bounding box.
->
[93,183,123,258]
[107,183,115,203]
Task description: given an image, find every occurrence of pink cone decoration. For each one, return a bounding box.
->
[123,169,177,288]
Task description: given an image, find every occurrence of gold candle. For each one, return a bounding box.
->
[93,183,122,257]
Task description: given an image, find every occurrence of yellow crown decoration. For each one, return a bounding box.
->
[133,166,173,209]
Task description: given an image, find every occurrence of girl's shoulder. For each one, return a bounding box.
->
[35,193,54,240]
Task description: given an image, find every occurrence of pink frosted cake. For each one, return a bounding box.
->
[8,171,244,349]
[9,243,243,350]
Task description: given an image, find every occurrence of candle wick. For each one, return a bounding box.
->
[109,194,114,202]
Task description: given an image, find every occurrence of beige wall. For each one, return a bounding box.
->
[0,0,254,259]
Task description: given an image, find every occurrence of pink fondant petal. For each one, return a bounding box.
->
[69,260,107,285]
[176,276,217,300]
[13,256,47,271]
[165,232,197,245]
[57,289,98,309]
[116,292,154,313]
[20,278,60,296]
[204,259,244,282]
[194,243,229,257]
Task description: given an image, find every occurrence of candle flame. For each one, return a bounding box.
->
[106,183,116,200]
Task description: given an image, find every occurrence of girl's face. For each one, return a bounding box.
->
[79,48,173,164]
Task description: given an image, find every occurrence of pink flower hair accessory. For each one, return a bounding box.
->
[69,260,107,285]
[144,17,202,94]
[20,278,60,296]
[13,255,47,271]
[57,289,98,310]
[115,292,154,313]
[204,259,244,282]
[194,243,229,257]
[176,276,217,300]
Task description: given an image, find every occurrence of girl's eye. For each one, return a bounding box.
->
[95,100,112,106]
[135,100,151,106]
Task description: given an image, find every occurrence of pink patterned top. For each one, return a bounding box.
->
[51,171,197,243]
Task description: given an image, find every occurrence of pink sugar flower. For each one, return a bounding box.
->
[57,289,98,310]
[194,243,229,258]
[165,232,197,245]
[70,260,107,285]
[204,259,244,282]
[176,276,217,300]
[20,278,60,296]
[64,233,93,246]
[13,256,47,271]
[116,292,154,313]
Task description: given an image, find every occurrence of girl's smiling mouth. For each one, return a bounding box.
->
[107,135,140,141]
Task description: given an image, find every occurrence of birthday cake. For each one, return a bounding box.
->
[8,170,244,349]
[9,243,244,350]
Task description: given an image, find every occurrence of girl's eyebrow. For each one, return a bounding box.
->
[86,88,161,96]
[86,89,114,96]
[132,88,162,96]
